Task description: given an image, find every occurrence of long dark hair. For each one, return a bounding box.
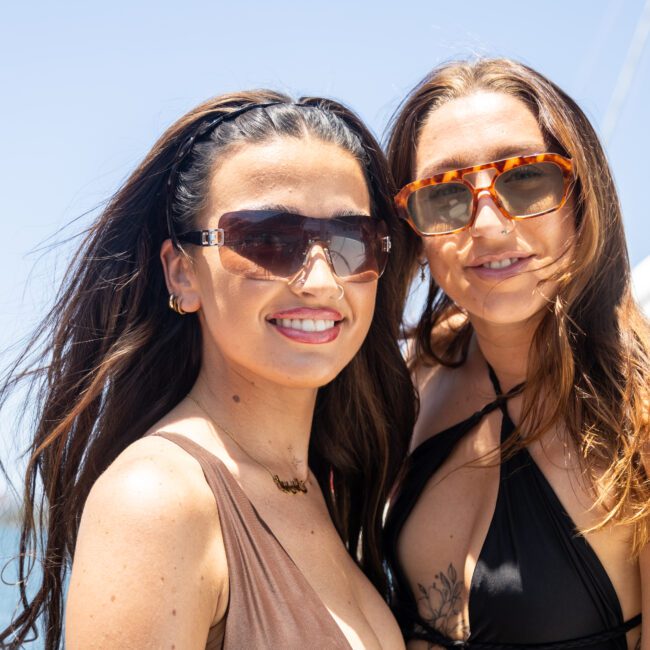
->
[0,90,417,648]
[387,59,650,551]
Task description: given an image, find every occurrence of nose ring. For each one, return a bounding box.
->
[335,283,345,301]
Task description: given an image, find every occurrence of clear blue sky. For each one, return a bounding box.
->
[1,0,649,486]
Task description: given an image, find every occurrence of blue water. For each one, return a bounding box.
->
[1,521,44,647]
[1,522,21,629]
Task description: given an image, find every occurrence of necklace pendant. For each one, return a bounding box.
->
[273,474,308,494]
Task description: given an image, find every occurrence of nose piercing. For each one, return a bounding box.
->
[335,284,345,301]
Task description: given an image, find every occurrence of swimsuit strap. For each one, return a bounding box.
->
[487,363,503,395]
[485,363,524,421]
[409,613,641,649]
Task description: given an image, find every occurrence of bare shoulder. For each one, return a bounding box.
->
[66,434,227,649]
[86,434,219,532]
[410,346,489,454]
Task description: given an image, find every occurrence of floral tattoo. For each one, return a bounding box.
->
[416,563,469,643]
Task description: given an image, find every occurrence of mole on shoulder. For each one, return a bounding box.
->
[232,394,241,403]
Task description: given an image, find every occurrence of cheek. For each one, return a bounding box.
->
[356,285,377,333]
[524,206,576,265]
[423,237,465,291]
[195,258,260,337]
[548,208,576,257]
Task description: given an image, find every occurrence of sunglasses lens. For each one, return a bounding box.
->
[218,212,304,280]
[328,218,388,282]
[218,212,387,282]
[495,161,566,217]
[407,182,473,235]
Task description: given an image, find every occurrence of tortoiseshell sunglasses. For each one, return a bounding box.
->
[394,153,574,236]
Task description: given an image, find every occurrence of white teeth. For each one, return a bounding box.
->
[277,318,335,331]
[482,258,517,269]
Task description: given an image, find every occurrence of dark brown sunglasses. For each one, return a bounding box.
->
[177,210,391,282]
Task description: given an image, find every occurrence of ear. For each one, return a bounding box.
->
[160,239,201,313]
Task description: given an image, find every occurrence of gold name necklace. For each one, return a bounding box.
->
[188,395,309,495]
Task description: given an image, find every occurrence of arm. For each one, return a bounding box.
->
[640,544,649,650]
[65,438,227,650]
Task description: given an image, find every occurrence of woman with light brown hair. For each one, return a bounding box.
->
[383,59,650,648]
[0,92,417,649]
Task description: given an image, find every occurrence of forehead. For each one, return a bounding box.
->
[414,91,547,179]
[206,136,370,219]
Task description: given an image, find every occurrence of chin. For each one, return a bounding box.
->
[253,353,352,390]
[462,291,550,327]
[267,368,345,390]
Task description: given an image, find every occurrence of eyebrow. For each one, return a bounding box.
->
[246,203,370,218]
[418,143,547,179]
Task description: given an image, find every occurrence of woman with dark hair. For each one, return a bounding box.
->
[383,59,650,648]
[0,91,416,649]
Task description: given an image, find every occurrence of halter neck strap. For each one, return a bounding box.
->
[486,363,525,417]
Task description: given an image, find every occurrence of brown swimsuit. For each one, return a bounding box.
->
[150,432,353,650]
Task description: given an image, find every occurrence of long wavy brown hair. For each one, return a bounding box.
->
[0,90,417,649]
[387,58,650,551]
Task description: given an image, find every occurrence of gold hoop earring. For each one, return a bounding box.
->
[168,293,187,315]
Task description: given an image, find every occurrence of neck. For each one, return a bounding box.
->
[191,351,317,478]
[470,314,540,391]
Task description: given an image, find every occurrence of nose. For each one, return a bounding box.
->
[469,190,514,238]
[288,243,342,301]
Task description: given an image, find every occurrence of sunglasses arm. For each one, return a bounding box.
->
[176,229,225,247]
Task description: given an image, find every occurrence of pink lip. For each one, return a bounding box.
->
[267,307,343,320]
[266,307,344,345]
[467,255,534,280]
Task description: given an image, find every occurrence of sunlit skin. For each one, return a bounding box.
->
[398,92,643,649]
[65,137,405,650]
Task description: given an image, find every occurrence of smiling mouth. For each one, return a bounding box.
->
[269,318,337,332]
[481,257,524,270]
[466,254,535,278]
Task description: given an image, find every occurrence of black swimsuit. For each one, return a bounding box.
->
[384,366,641,649]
